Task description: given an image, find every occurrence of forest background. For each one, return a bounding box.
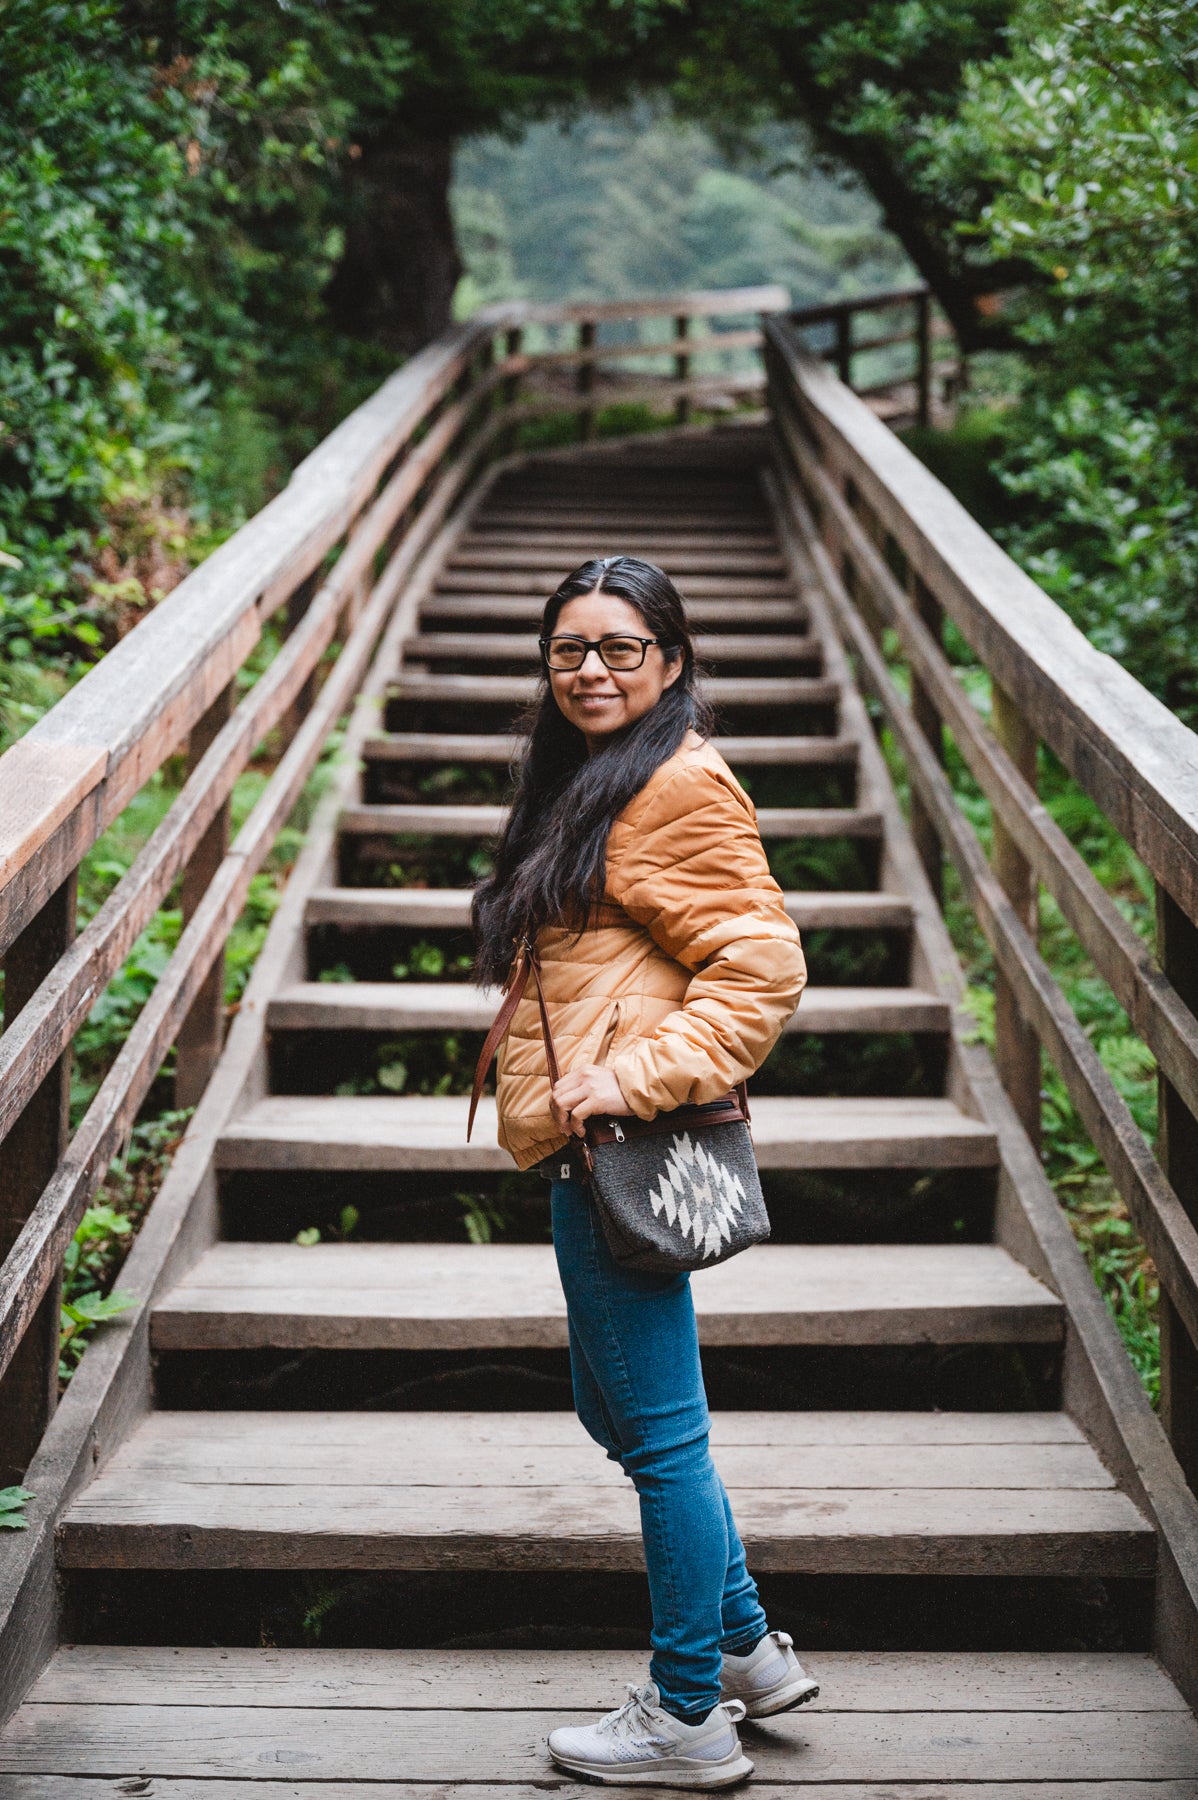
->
[0,0,1195,1400]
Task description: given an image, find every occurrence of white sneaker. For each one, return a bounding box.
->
[547,1681,754,1788]
[720,1631,820,1718]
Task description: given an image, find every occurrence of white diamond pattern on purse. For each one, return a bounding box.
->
[652,1131,747,1259]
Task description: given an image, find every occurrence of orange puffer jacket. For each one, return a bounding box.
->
[494,730,807,1169]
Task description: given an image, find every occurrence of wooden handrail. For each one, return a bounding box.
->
[765,311,1198,1488]
[0,322,494,954]
[789,282,932,325]
[493,284,789,327]
[766,322,1198,912]
[784,284,949,428]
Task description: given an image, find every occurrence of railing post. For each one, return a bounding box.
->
[674,313,691,424]
[915,291,932,429]
[908,573,945,902]
[282,575,319,745]
[502,325,524,453]
[503,326,523,407]
[1156,885,1198,1491]
[577,318,596,441]
[174,681,234,1110]
[991,679,1041,1149]
[835,308,852,387]
[0,871,76,1482]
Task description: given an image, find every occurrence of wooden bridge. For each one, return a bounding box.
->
[2,283,1198,1792]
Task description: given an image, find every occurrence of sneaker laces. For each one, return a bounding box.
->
[596,1684,672,1750]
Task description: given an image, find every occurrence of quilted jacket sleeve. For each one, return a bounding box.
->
[605,758,806,1117]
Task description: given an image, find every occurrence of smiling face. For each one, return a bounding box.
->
[546,589,683,751]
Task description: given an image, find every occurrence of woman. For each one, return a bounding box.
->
[472,555,815,1787]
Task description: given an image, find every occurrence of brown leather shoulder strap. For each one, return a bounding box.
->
[468,947,531,1140]
[526,947,562,1087]
[468,939,566,1140]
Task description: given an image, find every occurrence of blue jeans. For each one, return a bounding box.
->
[551,1174,769,1717]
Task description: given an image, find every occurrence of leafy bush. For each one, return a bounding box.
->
[926,0,1198,721]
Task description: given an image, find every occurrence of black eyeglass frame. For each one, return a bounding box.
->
[538,633,669,671]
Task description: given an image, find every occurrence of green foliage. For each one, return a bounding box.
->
[391,940,473,982]
[925,0,1198,721]
[59,1205,137,1378]
[0,0,391,747]
[458,1191,510,1246]
[455,108,912,312]
[0,1487,35,1532]
[294,1205,359,1247]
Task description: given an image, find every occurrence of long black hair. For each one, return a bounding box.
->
[471,555,713,984]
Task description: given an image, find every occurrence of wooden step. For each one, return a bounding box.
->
[56,1411,1152,1576]
[446,547,784,576]
[151,1241,1063,1351]
[401,631,821,665]
[9,1646,1193,1792]
[421,594,804,626]
[472,508,775,530]
[338,801,881,841]
[306,886,912,932]
[362,730,857,766]
[215,1095,999,1172]
[435,569,796,597]
[459,530,782,554]
[266,981,950,1035]
[388,671,839,708]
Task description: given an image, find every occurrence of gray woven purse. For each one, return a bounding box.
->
[469,941,770,1274]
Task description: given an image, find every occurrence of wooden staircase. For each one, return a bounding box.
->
[3,429,1197,1791]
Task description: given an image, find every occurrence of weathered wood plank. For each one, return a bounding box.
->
[24,1645,1186,1713]
[402,632,820,664]
[434,569,797,598]
[80,1443,1107,1494]
[338,803,877,840]
[2,1699,1194,1785]
[265,982,947,1035]
[59,1487,1150,1578]
[151,1241,1062,1351]
[362,731,856,767]
[0,325,490,952]
[462,525,777,550]
[10,1700,1191,1783]
[422,594,802,626]
[0,872,74,1483]
[387,672,838,707]
[768,321,1198,915]
[215,1094,999,1172]
[447,546,788,576]
[780,400,1198,1127]
[304,886,909,932]
[813,531,1198,1356]
[7,1784,1198,1800]
[510,284,789,325]
[65,1409,1097,1449]
[528,324,765,369]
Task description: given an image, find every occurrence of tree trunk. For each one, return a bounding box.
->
[773,51,1028,349]
[325,135,462,355]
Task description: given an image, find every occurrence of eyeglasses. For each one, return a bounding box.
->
[539,633,667,671]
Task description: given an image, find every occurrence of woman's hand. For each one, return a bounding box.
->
[551,1065,631,1139]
